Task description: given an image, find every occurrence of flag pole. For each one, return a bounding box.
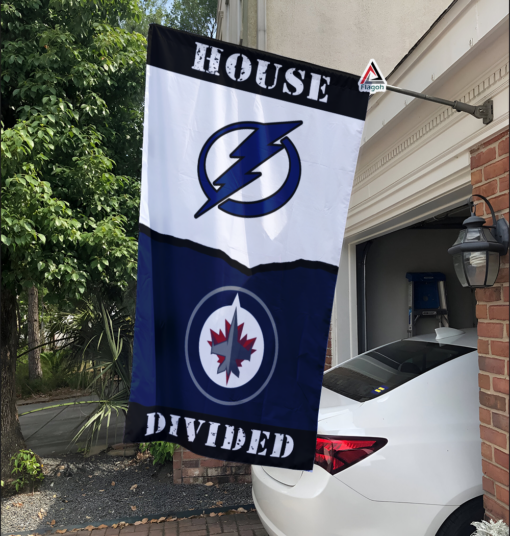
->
[385,84,493,125]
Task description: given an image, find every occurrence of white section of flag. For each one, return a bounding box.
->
[140,65,364,269]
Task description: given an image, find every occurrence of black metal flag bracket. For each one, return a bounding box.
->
[385,85,494,125]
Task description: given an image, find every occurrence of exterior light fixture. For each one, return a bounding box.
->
[448,195,509,288]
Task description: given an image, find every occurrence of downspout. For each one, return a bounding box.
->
[257,0,266,51]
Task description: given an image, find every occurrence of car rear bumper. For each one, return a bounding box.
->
[252,464,455,536]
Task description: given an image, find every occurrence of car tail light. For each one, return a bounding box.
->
[314,436,387,475]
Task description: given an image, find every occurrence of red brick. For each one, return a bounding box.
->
[500,174,509,193]
[496,484,509,506]
[472,147,497,169]
[482,441,493,460]
[494,377,510,395]
[503,286,509,302]
[496,267,509,284]
[182,450,205,460]
[489,305,510,320]
[471,169,483,185]
[478,339,490,355]
[480,406,492,424]
[182,460,200,469]
[483,475,496,494]
[200,459,224,468]
[501,251,509,266]
[479,356,507,374]
[479,373,491,390]
[478,322,504,339]
[480,392,507,412]
[190,521,208,529]
[480,132,508,149]
[495,448,510,470]
[178,528,207,536]
[482,459,510,486]
[491,341,509,358]
[484,494,510,525]
[182,467,206,477]
[484,158,510,181]
[499,138,509,157]
[493,412,509,433]
[477,304,488,319]
[480,425,508,449]
[474,180,499,198]
[476,287,502,302]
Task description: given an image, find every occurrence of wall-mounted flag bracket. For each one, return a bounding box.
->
[386,85,494,125]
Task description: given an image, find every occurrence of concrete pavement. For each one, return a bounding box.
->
[18,396,125,456]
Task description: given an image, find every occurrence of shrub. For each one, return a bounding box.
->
[471,519,510,536]
[11,449,44,493]
[139,442,177,465]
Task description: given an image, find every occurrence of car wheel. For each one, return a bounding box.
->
[436,496,484,536]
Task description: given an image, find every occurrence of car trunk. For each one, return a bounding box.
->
[262,388,362,486]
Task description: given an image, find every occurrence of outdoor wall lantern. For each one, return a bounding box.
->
[448,195,509,288]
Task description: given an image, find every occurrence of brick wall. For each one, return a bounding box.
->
[325,325,333,371]
[173,447,251,485]
[471,130,509,524]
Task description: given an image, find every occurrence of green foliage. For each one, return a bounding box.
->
[58,298,134,447]
[1,0,146,305]
[40,350,69,375]
[166,0,217,37]
[11,449,44,492]
[123,0,216,38]
[122,0,171,37]
[140,441,177,465]
[15,356,84,398]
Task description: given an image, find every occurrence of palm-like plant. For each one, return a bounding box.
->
[72,303,133,448]
[33,295,135,449]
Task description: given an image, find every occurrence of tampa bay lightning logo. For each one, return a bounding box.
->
[195,121,303,218]
[185,287,278,406]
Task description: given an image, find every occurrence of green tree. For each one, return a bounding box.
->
[166,0,217,38]
[122,0,171,37]
[0,0,146,479]
[123,0,217,38]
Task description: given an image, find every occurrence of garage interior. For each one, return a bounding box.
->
[357,204,478,353]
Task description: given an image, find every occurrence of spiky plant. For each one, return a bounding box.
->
[471,519,510,536]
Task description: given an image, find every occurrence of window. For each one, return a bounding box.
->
[322,340,473,402]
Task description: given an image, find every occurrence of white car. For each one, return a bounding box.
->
[252,327,483,536]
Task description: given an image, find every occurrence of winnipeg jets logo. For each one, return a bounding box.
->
[199,295,264,388]
[209,304,257,384]
[195,121,302,219]
[185,286,278,405]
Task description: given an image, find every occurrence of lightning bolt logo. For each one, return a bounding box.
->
[195,121,303,219]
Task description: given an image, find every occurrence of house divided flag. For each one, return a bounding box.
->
[124,24,369,470]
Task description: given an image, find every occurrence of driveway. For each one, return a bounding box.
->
[18,395,126,456]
